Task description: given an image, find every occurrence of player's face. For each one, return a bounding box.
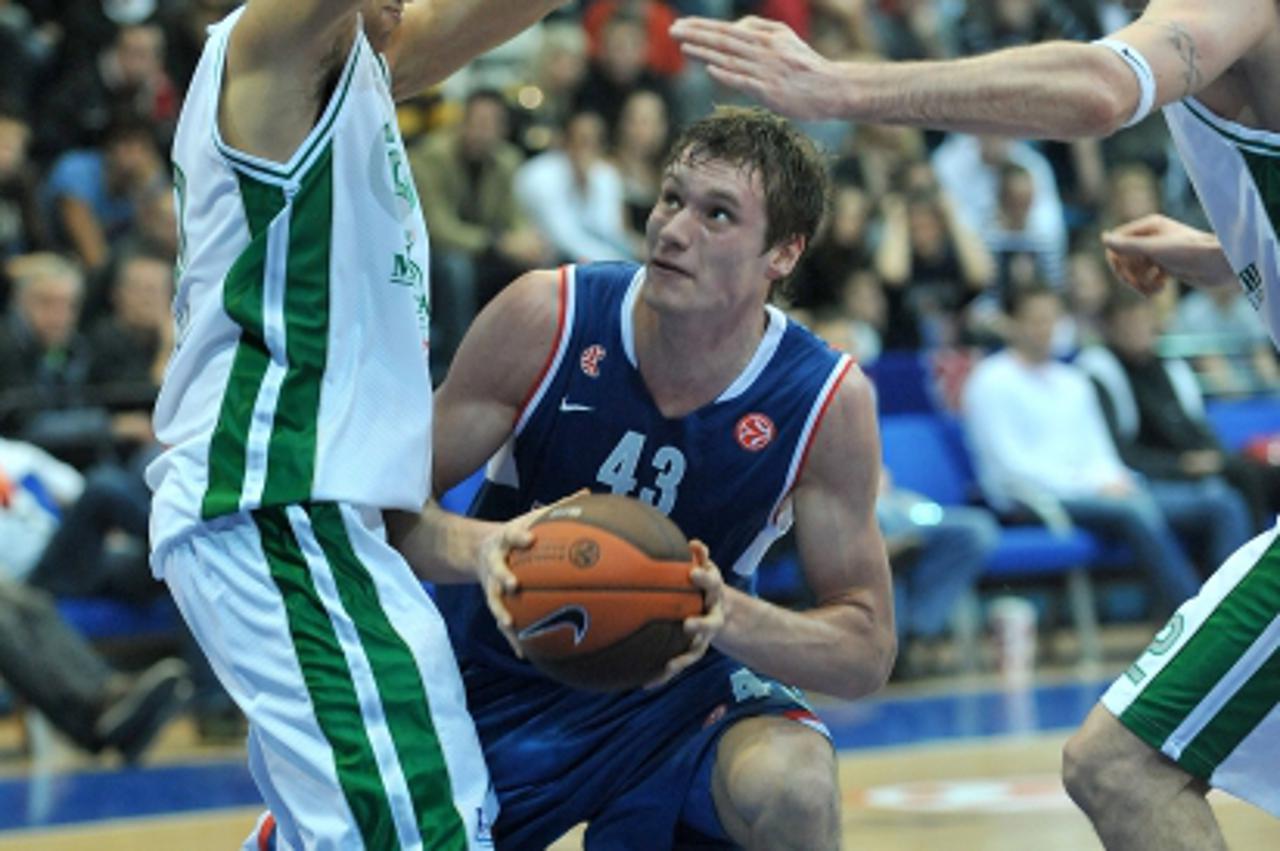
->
[362,0,408,51]
[643,154,800,317]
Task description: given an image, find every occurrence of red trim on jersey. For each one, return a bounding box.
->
[783,708,820,724]
[513,266,570,426]
[782,357,855,506]
[257,812,277,851]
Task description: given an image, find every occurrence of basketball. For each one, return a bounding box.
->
[504,493,703,691]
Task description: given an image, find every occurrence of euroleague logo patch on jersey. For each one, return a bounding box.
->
[735,413,776,452]
[580,344,607,377]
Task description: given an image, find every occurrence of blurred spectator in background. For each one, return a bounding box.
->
[159,0,241,90]
[79,177,176,328]
[866,0,956,61]
[0,0,60,117]
[612,88,671,238]
[0,578,189,762]
[112,176,176,266]
[1170,282,1280,398]
[84,250,173,426]
[573,11,671,132]
[35,14,177,163]
[963,284,1201,614]
[808,0,876,58]
[933,134,1067,289]
[513,22,588,155]
[410,89,550,376]
[0,108,45,270]
[25,458,155,604]
[39,116,166,279]
[877,467,997,678]
[0,253,103,465]
[790,181,874,319]
[1079,287,1255,571]
[583,0,684,77]
[875,167,994,349]
[955,0,1106,224]
[516,109,635,263]
[836,123,926,200]
[1055,239,1112,355]
[988,160,1067,293]
[1104,162,1162,229]
[808,268,887,365]
[0,435,83,582]
[956,0,1097,54]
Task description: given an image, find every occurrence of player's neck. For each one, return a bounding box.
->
[634,303,768,418]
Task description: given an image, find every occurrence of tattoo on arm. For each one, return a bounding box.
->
[1163,21,1203,96]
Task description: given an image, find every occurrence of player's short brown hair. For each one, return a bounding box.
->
[664,106,829,254]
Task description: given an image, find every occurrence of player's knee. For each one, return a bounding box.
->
[770,757,839,833]
[1062,727,1100,809]
[722,726,838,841]
[1062,716,1130,814]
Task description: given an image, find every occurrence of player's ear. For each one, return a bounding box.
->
[764,234,805,281]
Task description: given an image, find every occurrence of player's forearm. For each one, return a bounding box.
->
[837,43,1133,139]
[390,0,570,98]
[385,505,495,584]
[714,587,895,700]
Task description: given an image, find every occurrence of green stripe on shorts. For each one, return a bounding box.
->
[254,507,400,849]
[307,503,467,850]
[1120,535,1280,775]
[1179,643,1280,778]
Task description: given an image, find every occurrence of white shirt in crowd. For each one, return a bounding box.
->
[963,349,1130,511]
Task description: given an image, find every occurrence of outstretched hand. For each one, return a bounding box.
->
[1102,214,1236,295]
[670,16,842,120]
[645,540,727,689]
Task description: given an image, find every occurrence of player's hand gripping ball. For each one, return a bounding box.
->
[504,493,704,691]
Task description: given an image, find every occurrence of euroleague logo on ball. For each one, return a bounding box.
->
[569,538,601,568]
[580,344,607,377]
[735,413,775,452]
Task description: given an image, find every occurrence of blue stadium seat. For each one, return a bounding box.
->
[1205,396,1280,450]
[879,413,1111,664]
[56,596,179,642]
[864,352,937,415]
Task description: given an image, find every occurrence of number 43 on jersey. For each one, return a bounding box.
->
[596,430,687,515]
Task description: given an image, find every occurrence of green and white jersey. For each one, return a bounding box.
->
[1164,99,1280,351]
[148,8,433,554]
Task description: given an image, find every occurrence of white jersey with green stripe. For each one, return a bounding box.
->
[147,8,433,556]
[1164,98,1280,351]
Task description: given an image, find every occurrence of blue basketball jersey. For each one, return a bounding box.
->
[438,261,851,677]
[435,262,851,848]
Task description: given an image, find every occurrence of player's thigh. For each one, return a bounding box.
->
[710,715,838,837]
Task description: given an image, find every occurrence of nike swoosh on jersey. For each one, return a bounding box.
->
[517,605,590,645]
[559,398,594,413]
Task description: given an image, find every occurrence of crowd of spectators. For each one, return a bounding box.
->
[2,0,1280,729]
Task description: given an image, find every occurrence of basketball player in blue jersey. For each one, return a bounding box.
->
[148,1,568,848]
[401,107,896,849]
[674,3,1280,848]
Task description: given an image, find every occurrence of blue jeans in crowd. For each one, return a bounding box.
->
[881,498,998,640]
[1147,475,1253,571]
[1060,491,1201,613]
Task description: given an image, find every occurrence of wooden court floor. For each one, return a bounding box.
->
[0,651,1275,850]
[1,731,1274,850]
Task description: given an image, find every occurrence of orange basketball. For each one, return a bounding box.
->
[504,493,702,691]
